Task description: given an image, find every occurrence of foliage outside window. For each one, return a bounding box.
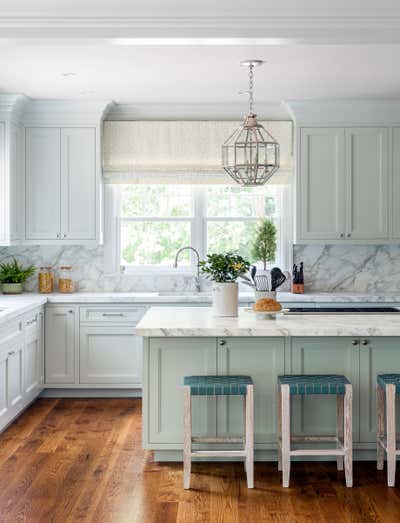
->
[118,184,287,270]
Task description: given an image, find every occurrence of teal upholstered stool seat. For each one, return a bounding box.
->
[184,375,253,396]
[278,374,350,395]
[377,374,400,392]
[183,374,254,489]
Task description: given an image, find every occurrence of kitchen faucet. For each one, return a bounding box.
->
[173,246,201,292]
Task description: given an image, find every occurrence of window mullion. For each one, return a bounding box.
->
[193,186,207,260]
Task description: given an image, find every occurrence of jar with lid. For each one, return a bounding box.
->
[58,266,75,293]
[38,267,54,294]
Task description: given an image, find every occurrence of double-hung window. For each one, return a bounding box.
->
[115,183,291,272]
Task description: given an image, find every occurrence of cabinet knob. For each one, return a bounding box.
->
[219,340,226,346]
[352,339,359,346]
[361,339,369,346]
[63,233,67,238]
[347,233,351,238]
[68,310,74,314]
[340,233,344,238]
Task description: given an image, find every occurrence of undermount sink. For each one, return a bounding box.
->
[157,291,211,297]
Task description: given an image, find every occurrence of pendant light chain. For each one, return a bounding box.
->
[248,63,254,114]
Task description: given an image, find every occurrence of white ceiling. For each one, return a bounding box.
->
[1,1,400,118]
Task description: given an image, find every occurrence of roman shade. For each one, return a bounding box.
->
[102,120,293,184]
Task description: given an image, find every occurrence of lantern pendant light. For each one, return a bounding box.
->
[222,60,280,186]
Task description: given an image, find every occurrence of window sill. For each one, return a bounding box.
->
[118,266,196,277]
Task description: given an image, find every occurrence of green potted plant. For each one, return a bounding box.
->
[251,218,277,271]
[0,257,36,294]
[199,252,250,317]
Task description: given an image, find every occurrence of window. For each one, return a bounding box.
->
[114,184,291,272]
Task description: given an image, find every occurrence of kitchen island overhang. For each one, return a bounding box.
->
[136,307,400,462]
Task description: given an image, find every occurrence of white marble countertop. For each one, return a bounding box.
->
[0,295,47,325]
[135,306,400,337]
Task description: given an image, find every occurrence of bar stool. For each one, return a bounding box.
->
[376,374,400,486]
[277,374,353,488]
[183,375,254,489]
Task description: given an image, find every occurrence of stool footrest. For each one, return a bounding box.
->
[290,435,338,443]
[289,448,345,457]
[191,450,246,458]
[191,436,244,444]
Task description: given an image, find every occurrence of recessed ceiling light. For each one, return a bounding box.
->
[61,72,77,77]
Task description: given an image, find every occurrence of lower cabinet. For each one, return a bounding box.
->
[80,325,142,385]
[217,337,285,444]
[290,337,360,440]
[45,306,76,384]
[0,331,25,429]
[147,337,217,444]
[24,312,44,402]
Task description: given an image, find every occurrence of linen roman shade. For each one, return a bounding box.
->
[102,120,293,184]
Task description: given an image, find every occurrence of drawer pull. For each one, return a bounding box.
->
[7,350,16,356]
[102,313,125,317]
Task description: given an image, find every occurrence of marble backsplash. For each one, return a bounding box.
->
[293,244,400,293]
[1,244,400,293]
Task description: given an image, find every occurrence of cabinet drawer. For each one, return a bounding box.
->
[0,318,23,345]
[80,306,146,324]
[24,309,42,338]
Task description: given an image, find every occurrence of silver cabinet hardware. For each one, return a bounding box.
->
[63,233,67,238]
[68,310,74,314]
[340,233,344,238]
[351,340,359,346]
[102,313,125,317]
[56,233,60,238]
[347,233,351,238]
[361,339,369,346]
[7,350,16,356]
[219,339,226,346]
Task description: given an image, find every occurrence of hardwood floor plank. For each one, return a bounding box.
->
[2,399,400,523]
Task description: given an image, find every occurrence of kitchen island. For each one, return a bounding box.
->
[135,306,400,461]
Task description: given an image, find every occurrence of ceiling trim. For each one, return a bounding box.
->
[2,14,400,42]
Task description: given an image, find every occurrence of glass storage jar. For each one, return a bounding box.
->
[38,266,54,293]
[58,266,75,293]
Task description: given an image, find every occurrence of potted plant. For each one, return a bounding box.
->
[199,252,250,317]
[0,257,36,294]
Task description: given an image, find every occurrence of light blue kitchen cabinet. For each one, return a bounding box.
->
[359,337,400,443]
[147,337,217,446]
[290,337,360,441]
[216,337,285,445]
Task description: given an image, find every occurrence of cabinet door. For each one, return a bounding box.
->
[0,122,6,243]
[299,128,345,240]
[345,127,389,240]
[392,128,400,238]
[26,127,61,239]
[24,320,43,401]
[61,128,96,240]
[79,325,142,385]
[0,348,9,427]
[9,122,24,242]
[148,338,216,445]
[45,306,75,384]
[359,337,400,443]
[217,337,285,444]
[290,337,359,441]
[7,341,24,412]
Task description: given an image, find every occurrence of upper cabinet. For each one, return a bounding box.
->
[26,126,98,243]
[392,127,400,239]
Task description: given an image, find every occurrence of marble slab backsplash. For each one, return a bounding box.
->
[293,244,400,293]
[1,244,400,293]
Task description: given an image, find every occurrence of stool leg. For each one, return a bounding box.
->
[281,384,291,488]
[277,387,282,472]
[386,384,396,487]
[377,384,385,470]
[336,394,344,471]
[343,384,353,487]
[183,386,192,489]
[243,395,247,473]
[245,384,254,489]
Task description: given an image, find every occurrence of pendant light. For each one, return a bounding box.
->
[222,60,280,186]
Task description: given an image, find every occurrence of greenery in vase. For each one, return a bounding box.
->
[251,218,277,270]
[199,252,250,283]
[0,257,36,284]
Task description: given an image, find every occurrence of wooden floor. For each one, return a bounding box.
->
[1,400,400,523]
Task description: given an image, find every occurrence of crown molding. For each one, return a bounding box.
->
[2,14,400,42]
[0,94,30,123]
[22,99,114,125]
[106,102,291,121]
[285,99,400,125]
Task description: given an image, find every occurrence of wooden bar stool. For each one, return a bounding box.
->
[183,375,254,490]
[277,374,353,488]
[376,374,400,486]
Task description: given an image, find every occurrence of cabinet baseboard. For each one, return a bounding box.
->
[40,388,142,398]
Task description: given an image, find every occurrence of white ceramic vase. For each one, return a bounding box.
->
[212,282,239,317]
